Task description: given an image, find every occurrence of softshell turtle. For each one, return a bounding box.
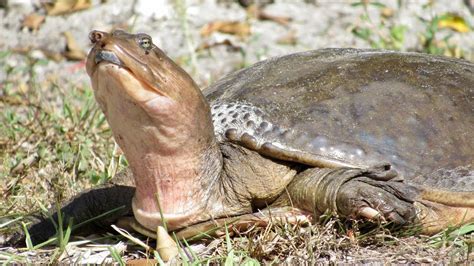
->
[12,30,474,247]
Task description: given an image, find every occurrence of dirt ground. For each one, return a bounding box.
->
[0,0,473,264]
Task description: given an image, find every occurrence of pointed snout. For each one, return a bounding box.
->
[89,30,108,44]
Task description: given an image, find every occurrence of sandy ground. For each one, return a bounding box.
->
[1,0,473,88]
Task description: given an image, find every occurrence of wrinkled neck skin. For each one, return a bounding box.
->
[90,53,228,232]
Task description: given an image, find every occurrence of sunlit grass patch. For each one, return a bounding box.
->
[350,1,472,59]
[0,52,126,235]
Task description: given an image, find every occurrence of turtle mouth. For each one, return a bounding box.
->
[91,48,165,99]
[91,47,166,99]
[90,49,131,79]
[95,50,123,66]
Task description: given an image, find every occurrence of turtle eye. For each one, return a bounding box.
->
[138,36,152,50]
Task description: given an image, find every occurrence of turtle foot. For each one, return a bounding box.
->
[336,176,418,225]
[177,207,313,240]
[337,176,474,235]
[127,207,312,241]
[316,167,474,235]
[282,167,418,226]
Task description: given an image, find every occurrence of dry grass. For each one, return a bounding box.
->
[2,216,471,264]
[0,52,125,239]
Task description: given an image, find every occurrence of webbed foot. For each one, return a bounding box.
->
[336,176,417,225]
[283,167,417,226]
[285,166,474,235]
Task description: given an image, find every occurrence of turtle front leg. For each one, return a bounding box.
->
[211,102,397,181]
[281,167,417,224]
[282,167,474,234]
[350,175,474,235]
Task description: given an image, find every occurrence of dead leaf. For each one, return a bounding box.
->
[247,4,292,26]
[43,0,91,16]
[63,31,86,60]
[277,31,297,45]
[444,45,463,58]
[196,39,242,52]
[346,229,356,243]
[41,49,65,62]
[438,13,470,33]
[18,82,29,94]
[126,259,159,265]
[22,13,46,31]
[200,21,251,38]
[11,152,39,175]
[381,7,394,18]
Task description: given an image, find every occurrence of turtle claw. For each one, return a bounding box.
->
[355,203,411,226]
[282,167,417,226]
[358,207,383,221]
[359,207,413,226]
[336,177,417,226]
[358,207,408,225]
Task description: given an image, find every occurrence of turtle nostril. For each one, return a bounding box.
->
[89,30,104,44]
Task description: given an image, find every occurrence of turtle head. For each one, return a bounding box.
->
[86,30,209,117]
[86,29,216,154]
[86,30,222,231]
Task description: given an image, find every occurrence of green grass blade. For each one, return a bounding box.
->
[450,223,474,237]
[21,222,33,250]
[153,250,166,265]
[107,246,125,266]
[72,205,126,229]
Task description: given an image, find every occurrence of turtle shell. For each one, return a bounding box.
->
[205,49,474,179]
